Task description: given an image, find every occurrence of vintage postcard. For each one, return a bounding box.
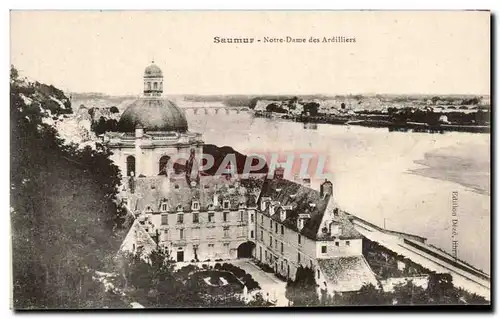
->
[10,11,491,309]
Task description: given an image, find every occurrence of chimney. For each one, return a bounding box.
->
[320,179,334,199]
[274,166,285,180]
[302,178,311,188]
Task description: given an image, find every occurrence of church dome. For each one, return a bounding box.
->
[117,98,188,133]
[144,63,163,78]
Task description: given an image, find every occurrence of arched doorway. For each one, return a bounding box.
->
[126,155,135,176]
[159,155,170,175]
[237,241,255,259]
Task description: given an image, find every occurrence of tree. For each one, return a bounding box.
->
[10,66,125,309]
[285,266,319,306]
[303,102,320,116]
[427,273,459,304]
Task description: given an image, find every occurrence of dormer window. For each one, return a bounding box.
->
[297,218,305,231]
[146,206,153,213]
[208,203,214,211]
[176,204,183,212]
[223,200,230,210]
[161,201,168,212]
[192,201,200,211]
[122,198,128,207]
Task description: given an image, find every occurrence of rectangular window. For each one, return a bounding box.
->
[259,247,262,261]
[162,229,168,241]
[161,214,168,225]
[321,245,327,254]
[161,202,167,212]
[208,212,215,223]
[346,241,350,246]
[250,230,254,238]
[208,243,214,248]
[223,211,229,222]
[192,201,200,210]
[177,214,184,224]
[270,219,272,229]
[261,215,264,224]
[250,214,254,223]
[275,223,278,233]
[223,200,230,209]
[298,234,302,245]
[269,235,273,247]
[335,241,339,247]
[223,226,230,238]
[317,269,320,279]
[265,250,268,259]
[297,252,301,263]
[280,242,284,254]
[179,229,184,239]
[260,230,263,241]
[281,225,284,235]
[193,213,199,223]
[275,239,278,249]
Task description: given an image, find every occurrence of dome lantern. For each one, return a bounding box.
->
[143,61,163,97]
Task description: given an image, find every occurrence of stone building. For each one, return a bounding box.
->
[112,62,377,294]
[254,177,378,293]
[103,62,203,178]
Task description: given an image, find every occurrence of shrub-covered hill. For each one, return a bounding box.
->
[10,66,128,309]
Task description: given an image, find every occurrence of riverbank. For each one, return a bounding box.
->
[253,111,490,134]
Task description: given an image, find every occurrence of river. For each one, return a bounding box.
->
[184,110,490,274]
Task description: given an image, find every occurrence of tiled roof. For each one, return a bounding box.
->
[124,175,264,214]
[258,178,362,241]
[318,256,379,292]
[258,178,326,240]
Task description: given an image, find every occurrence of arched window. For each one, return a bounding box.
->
[147,82,151,90]
[153,82,158,90]
[159,155,170,175]
[126,156,136,177]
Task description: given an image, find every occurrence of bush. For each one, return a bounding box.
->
[202,264,209,270]
[214,263,222,270]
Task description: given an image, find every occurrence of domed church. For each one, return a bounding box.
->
[104,62,203,178]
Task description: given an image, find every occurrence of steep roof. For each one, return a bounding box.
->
[318,256,379,292]
[258,178,362,241]
[258,178,327,240]
[124,175,264,214]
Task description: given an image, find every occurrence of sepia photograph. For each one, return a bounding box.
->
[9,10,491,309]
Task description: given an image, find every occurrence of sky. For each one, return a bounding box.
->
[10,11,490,96]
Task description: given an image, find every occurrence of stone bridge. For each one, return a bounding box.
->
[181,106,251,115]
